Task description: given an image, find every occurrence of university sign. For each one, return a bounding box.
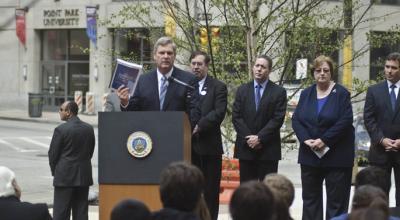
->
[42,8,80,27]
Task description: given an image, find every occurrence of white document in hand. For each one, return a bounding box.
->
[313,146,330,158]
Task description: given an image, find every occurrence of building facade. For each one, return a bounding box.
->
[0,0,399,112]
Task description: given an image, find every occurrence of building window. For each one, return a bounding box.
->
[369,31,400,80]
[111,28,163,71]
[284,29,340,83]
[373,0,400,5]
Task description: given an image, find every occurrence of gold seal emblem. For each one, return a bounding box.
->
[127,131,153,158]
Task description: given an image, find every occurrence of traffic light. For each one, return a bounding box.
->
[199,27,208,50]
[164,10,176,37]
[198,27,220,52]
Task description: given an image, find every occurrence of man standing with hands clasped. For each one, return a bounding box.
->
[190,51,227,220]
[48,101,95,220]
[364,52,400,206]
[232,55,287,183]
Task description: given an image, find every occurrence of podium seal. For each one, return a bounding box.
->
[127,131,153,158]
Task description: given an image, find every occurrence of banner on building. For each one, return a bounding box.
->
[15,9,26,46]
[86,6,97,47]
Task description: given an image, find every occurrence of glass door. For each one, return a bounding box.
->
[41,62,67,111]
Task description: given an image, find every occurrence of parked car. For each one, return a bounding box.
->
[354,115,371,166]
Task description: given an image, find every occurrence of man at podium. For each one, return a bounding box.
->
[117,36,200,127]
[190,51,227,220]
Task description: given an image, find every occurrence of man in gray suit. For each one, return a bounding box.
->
[364,52,400,206]
[232,55,287,183]
[48,101,95,220]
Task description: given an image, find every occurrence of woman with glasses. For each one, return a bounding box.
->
[292,55,355,220]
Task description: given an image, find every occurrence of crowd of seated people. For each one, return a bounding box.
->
[6,161,400,220]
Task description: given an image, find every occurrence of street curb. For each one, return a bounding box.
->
[0,116,98,128]
[0,116,60,125]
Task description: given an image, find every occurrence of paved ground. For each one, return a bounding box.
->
[0,108,398,220]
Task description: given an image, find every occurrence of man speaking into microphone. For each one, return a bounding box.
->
[117,37,199,127]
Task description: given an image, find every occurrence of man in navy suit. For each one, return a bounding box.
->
[0,166,52,220]
[364,52,400,206]
[190,51,227,220]
[117,37,199,126]
[232,55,287,182]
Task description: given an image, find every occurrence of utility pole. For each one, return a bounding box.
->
[342,0,352,89]
[343,0,358,182]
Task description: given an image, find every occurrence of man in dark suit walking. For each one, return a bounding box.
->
[48,101,95,220]
[117,36,199,126]
[0,166,52,220]
[364,52,400,206]
[190,51,227,220]
[232,55,287,182]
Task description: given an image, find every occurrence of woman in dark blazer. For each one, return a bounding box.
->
[292,55,354,220]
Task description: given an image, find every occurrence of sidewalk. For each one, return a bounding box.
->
[0,109,98,127]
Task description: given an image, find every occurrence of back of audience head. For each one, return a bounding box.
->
[263,173,294,220]
[263,173,294,207]
[349,207,388,220]
[230,180,275,220]
[351,185,388,214]
[0,166,21,199]
[159,161,205,212]
[110,199,151,220]
[355,166,390,193]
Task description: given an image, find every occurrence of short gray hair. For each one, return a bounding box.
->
[0,166,16,197]
[153,36,176,55]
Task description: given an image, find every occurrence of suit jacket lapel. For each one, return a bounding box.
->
[162,68,178,110]
[380,81,394,115]
[149,71,160,108]
[247,82,257,116]
[199,76,210,104]
[256,81,272,116]
[309,84,319,123]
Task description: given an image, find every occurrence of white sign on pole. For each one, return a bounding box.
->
[296,59,308,80]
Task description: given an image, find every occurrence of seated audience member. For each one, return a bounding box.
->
[264,173,295,220]
[110,199,151,220]
[354,166,400,217]
[0,166,52,220]
[331,185,399,220]
[230,180,275,220]
[348,207,388,220]
[152,162,208,220]
[354,166,390,193]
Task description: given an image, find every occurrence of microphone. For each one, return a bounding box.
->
[168,76,195,90]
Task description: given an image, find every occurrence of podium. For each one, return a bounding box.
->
[98,112,192,220]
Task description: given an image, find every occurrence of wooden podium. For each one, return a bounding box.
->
[98,112,191,220]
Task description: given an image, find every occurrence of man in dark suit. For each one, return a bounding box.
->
[117,36,199,126]
[48,101,95,220]
[190,51,227,220]
[0,166,52,220]
[232,55,287,182]
[364,52,400,206]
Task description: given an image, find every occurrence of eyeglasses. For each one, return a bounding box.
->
[314,68,330,74]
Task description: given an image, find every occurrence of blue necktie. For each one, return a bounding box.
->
[255,84,262,111]
[159,76,168,110]
[391,84,397,111]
